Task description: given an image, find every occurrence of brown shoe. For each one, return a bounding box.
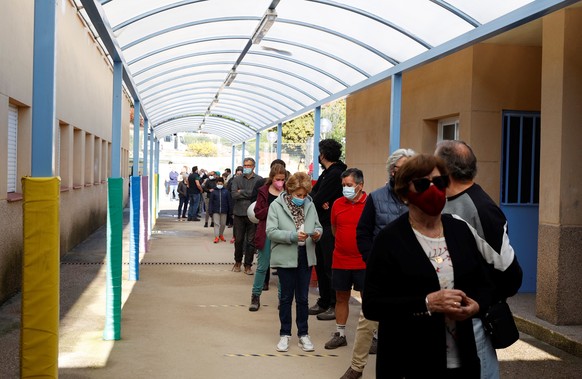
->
[244,265,254,275]
[340,367,362,379]
[232,262,242,272]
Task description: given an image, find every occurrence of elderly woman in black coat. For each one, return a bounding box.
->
[363,154,494,378]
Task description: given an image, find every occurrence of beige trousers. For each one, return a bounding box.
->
[350,311,378,372]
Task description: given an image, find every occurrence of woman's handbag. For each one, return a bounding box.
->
[483,300,520,349]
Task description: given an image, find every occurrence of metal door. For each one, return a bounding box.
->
[500,111,540,293]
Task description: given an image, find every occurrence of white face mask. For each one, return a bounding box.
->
[216,185,223,189]
[342,185,359,200]
[208,176,215,180]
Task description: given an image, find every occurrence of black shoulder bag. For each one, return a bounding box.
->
[483,300,520,349]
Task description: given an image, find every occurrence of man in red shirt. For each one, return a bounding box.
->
[325,168,367,349]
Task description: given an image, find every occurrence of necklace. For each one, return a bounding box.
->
[410,218,446,264]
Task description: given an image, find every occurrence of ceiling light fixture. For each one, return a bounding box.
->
[251,9,277,44]
[225,70,237,86]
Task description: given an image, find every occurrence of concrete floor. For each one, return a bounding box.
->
[1,196,582,378]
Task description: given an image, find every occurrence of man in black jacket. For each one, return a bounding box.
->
[309,139,347,320]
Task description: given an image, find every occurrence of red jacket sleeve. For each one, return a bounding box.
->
[254,185,270,221]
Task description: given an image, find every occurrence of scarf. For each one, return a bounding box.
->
[284,194,305,230]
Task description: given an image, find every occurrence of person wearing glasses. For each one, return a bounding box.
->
[340,148,415,379]
[363,154,497,378]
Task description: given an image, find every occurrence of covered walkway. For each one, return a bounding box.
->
[2,198,582,377]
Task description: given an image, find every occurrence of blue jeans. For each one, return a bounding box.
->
[187,193,201,219]
[473,318,500,379]
[277,246,312,337]
[252,239,281,298]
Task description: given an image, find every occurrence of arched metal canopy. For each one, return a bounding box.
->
[76,0,579,143]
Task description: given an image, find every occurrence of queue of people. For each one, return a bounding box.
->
[170,137,522,378]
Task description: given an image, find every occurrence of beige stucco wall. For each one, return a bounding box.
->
[346,44,542,202]
[537,8,582,325]
[0,2,131,303]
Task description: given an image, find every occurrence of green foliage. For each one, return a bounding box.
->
[280,98,346,144]
[187,141,218,157]
[282,113,314,143]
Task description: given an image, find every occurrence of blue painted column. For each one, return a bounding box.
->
[129,101,141,281]
[22,2,59,376]
[143,119,149,176]
[312,106,322,179]
[155,139,160,217]
[104,60,124,341]
[389,73,402,154]
[149,129,154,230]
[255,133,260,173]
[31,0,57,177]
[242,141,246,163]
[231,145,235,172]
[277,123,282,159]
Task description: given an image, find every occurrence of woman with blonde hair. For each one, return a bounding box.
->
[267,172,322,352]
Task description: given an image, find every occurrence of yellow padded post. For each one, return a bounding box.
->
[21,177,60,378]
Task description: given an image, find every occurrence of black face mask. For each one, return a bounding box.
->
[318,155,323,166]
[389,176,395,188]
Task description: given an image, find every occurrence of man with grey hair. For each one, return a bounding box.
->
[231,157,263,274]
[340,148,415,379]
[436,139,522,379]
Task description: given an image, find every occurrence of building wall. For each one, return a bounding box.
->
[346,44,541,202]
[537,8,582,325]
[0,1,131,303]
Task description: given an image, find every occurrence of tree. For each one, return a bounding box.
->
[187,141,217,157]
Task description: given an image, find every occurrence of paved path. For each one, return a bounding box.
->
[1,197,582,378]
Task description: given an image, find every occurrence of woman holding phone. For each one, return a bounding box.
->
[267,172,323,352]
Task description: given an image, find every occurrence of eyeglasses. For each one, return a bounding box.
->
[411,175,449,193]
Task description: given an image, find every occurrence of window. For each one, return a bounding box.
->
[501,111,540,205]
[437,118,459,141]
[7,105,18,193]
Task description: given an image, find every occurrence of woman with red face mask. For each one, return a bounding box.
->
[248,163,288,311]
[362,154,496,379]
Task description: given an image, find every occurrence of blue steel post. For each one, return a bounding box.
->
[104,60,123,341]
[277,123,282,159]
[143,119,149,177]
[242,141,246,163]
[312,106,322,179]
[149,129,154,232]
[31,0,57,177]
[255,133,260,174]
[129,101,141,281]
[231,145,235,172]
[23,2,58,375]
[389,73,402,154]
[155,139,160,217]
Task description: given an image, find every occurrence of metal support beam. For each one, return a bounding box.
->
[132,101,141,175]
[277,123,282,159]
[312,106,321,179]
[389,73,402,154]
[31,0,57,177]
[111,61,123,178]
[255,132,260,173]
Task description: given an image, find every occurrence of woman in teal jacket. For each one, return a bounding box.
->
[267,172,322,353]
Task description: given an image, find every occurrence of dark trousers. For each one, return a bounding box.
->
[188,193,201,219]
[178,195,188,217]
[278,246,311,337]
[314,224,336,309]
[233,215,257,267]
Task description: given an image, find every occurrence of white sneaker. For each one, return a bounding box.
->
[276,335,291,352]
[298,335,315,352]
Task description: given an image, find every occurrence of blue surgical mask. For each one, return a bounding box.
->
[216,185,223,189]
[343,186,357,200]
[243,167,252,175]
[291,196,305,206]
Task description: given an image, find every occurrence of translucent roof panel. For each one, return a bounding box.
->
[77,0,572,143]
